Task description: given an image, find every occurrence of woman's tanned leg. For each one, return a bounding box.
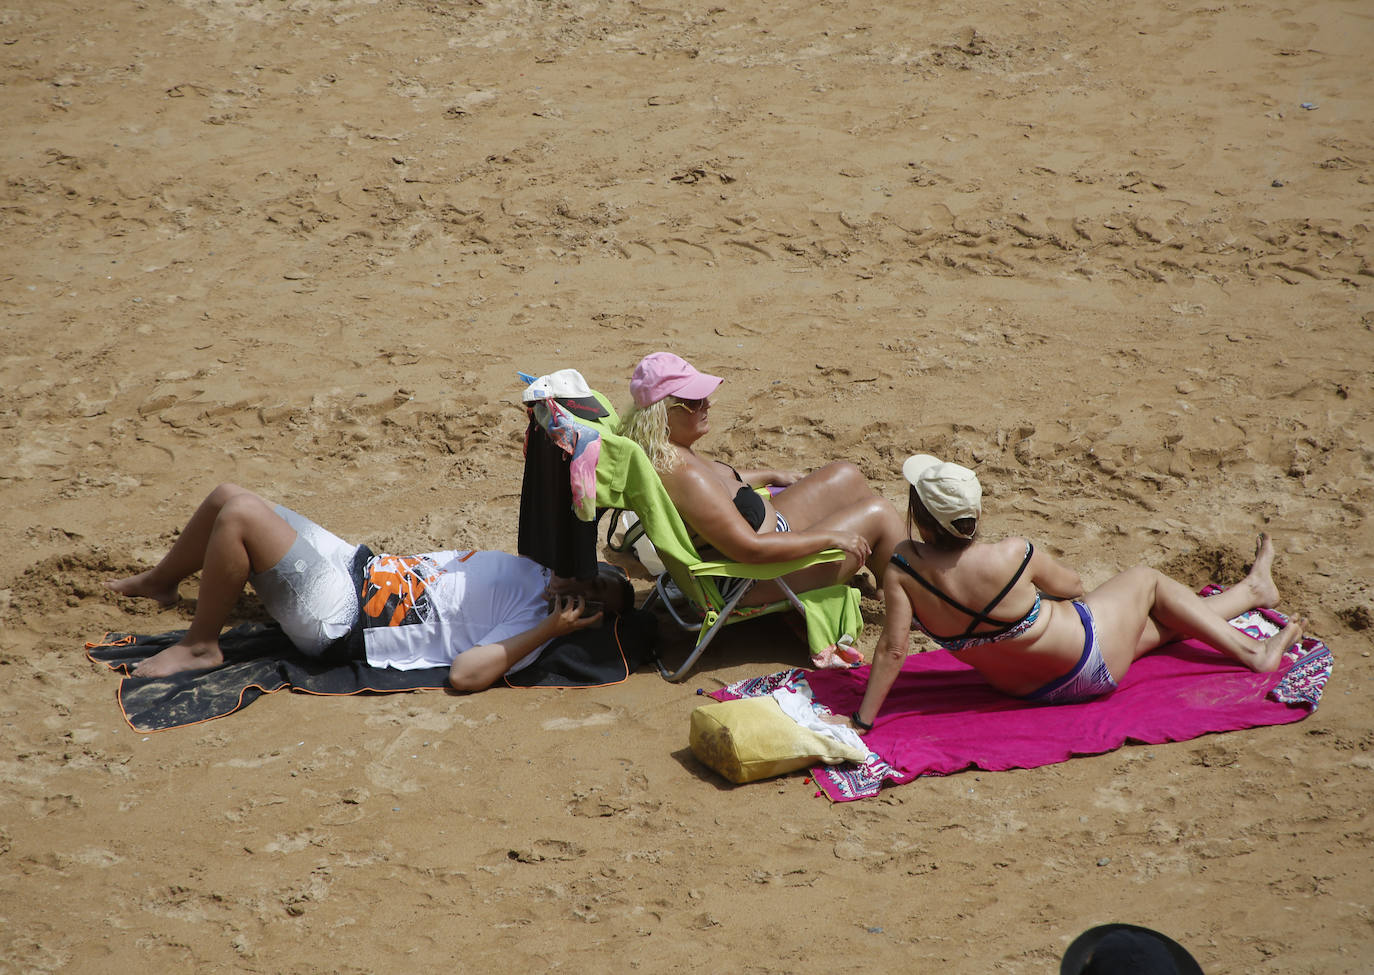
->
[1084,543,1302,682]
[773,463,904,583]
[1118,534,1284,652]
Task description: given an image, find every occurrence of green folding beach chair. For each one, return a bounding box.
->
[518,371,862,682]
[590,421,863,683]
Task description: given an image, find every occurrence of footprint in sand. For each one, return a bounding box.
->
[507,838,586,863]
[664,237,716,262]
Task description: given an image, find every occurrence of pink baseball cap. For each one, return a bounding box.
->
[630,352,723,408]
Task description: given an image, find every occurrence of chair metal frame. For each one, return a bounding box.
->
[605,511,845,682]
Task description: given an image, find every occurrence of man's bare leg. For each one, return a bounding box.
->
[109,488,297,678]
[105,484,259,607]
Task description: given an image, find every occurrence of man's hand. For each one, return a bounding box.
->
[547,593,604,635]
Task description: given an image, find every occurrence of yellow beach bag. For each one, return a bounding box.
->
[689,695,867,785]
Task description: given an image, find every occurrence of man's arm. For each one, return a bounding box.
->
[448,595,604,692]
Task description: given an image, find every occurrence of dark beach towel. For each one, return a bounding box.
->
[88,609,658,733]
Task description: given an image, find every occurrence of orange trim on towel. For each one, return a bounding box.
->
[503,615,634,690]
[112,670,449,734]
[87,631,449,733]
[85,633,138,676]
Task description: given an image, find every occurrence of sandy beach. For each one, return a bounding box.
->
[2,0,1372,971]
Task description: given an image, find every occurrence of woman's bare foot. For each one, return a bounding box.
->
[1242,617,1305,673]
[132,640,224,678]
[105,571,180,609]
[1239,533,1281,609]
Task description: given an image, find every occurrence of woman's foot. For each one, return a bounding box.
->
[105,571,180,609]
[1240,533,1281,609]
[850,569,878,600]
[132,640,224,678]
[1238,617,1305,674]
[1265,618,1305,670]
[811,637,864,670]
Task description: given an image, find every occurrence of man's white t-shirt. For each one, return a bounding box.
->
[357,550,553,674]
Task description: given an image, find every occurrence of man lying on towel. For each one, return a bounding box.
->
[105,483,634,691]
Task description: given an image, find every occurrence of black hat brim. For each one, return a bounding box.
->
[1061,924,1203,975]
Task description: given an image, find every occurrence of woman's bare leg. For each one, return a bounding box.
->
[773,462,877,513]
[1084,554,1302,681]
[105,483,259,606]
[772,462,905,584]
[1129,534,1283,650]
[108,487,299,677]
[741,496,905,606]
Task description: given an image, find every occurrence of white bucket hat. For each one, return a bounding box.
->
[902,454,982,539]
[521,368,594,403]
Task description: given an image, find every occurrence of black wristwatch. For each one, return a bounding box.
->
[851,711,874,733]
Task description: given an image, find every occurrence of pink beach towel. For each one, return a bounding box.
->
[711,604,1331,801]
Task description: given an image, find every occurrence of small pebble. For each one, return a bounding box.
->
[1097,857,1111,867]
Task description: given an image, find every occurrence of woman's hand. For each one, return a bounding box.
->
[826,530,872,565]
[821,711,871,735]
[768,469,802,488]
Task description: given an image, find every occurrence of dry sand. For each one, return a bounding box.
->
[2,0,1372,971]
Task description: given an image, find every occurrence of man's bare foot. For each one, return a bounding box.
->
[132,641,224,678]
[1240,533,1281,609]
[105,571,180,609]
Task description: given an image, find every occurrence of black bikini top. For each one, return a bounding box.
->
[732,484,766,531]
[721,464,767,531]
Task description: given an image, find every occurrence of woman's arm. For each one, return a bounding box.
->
[852,570,914,731]
[669,464,869,564]
[734,468,802,488]
[448,595,604,692]
[1027,542,1084,600]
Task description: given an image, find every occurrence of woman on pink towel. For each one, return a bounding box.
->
[849,455,1305,732]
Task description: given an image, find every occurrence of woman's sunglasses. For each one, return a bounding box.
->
[671,397,710,413]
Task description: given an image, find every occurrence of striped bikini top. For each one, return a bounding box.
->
[889,541,1042,652]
